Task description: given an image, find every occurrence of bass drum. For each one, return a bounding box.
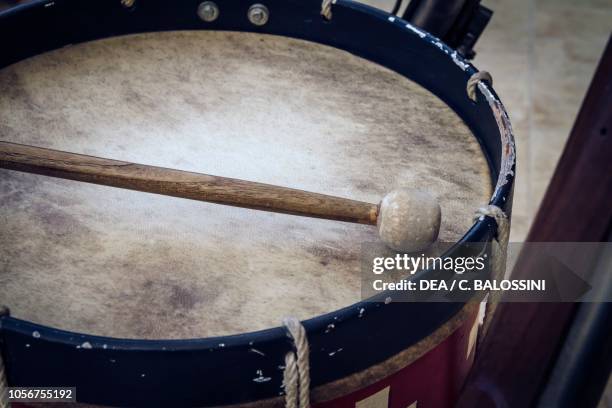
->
[0,0,515,407]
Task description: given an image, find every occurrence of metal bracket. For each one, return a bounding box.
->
[401,0,492,59]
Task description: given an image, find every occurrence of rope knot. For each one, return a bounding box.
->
[467,71,492,102]
[474,205,508,243]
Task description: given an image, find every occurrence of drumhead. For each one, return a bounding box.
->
[0,31,491,339]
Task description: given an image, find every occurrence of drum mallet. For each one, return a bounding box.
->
[0,141,441,252]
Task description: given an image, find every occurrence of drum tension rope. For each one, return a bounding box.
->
[321,0,335,20]
[283,317,311,408]
[473,205,510,344]
[467,71,493,102]
[0,306,9,408]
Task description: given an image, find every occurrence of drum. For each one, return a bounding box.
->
[0,0,515,407]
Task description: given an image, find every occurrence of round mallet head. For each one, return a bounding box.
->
[377,189,441,252]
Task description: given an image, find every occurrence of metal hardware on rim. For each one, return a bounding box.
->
[248,4,269,26]
[198,1,220,22]
[401,0,492,59]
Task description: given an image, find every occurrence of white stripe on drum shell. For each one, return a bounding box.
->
[356,386,390,408]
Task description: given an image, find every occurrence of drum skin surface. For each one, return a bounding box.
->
[0,31,491,339]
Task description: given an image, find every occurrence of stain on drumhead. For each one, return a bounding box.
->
[0,31,491,338]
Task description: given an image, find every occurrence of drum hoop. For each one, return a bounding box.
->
[0,0,515,405]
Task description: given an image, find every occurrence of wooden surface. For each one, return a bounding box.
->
[457,35,612,408]
[0,141,379,225]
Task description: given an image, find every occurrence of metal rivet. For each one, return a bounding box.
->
[121,0,135,8]
[248,4,269,26]
[198,1,220,23]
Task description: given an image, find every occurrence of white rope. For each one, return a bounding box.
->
[474,205,509,341]
[0,349,8,408]
[0,306,10,408]
[321,0,334,20]
[283,353,298,408]
[467,71,493,102]
[474,205,510,271]
[282,317,310,408]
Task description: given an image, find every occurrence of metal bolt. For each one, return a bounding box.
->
[121,0,135,8]
[198,1,220,23]
[248,4,269,26]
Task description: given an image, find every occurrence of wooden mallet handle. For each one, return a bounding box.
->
[0,141,442,251]
[0,141,379,225]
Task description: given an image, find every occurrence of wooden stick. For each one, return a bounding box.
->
[0,141,379,225]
